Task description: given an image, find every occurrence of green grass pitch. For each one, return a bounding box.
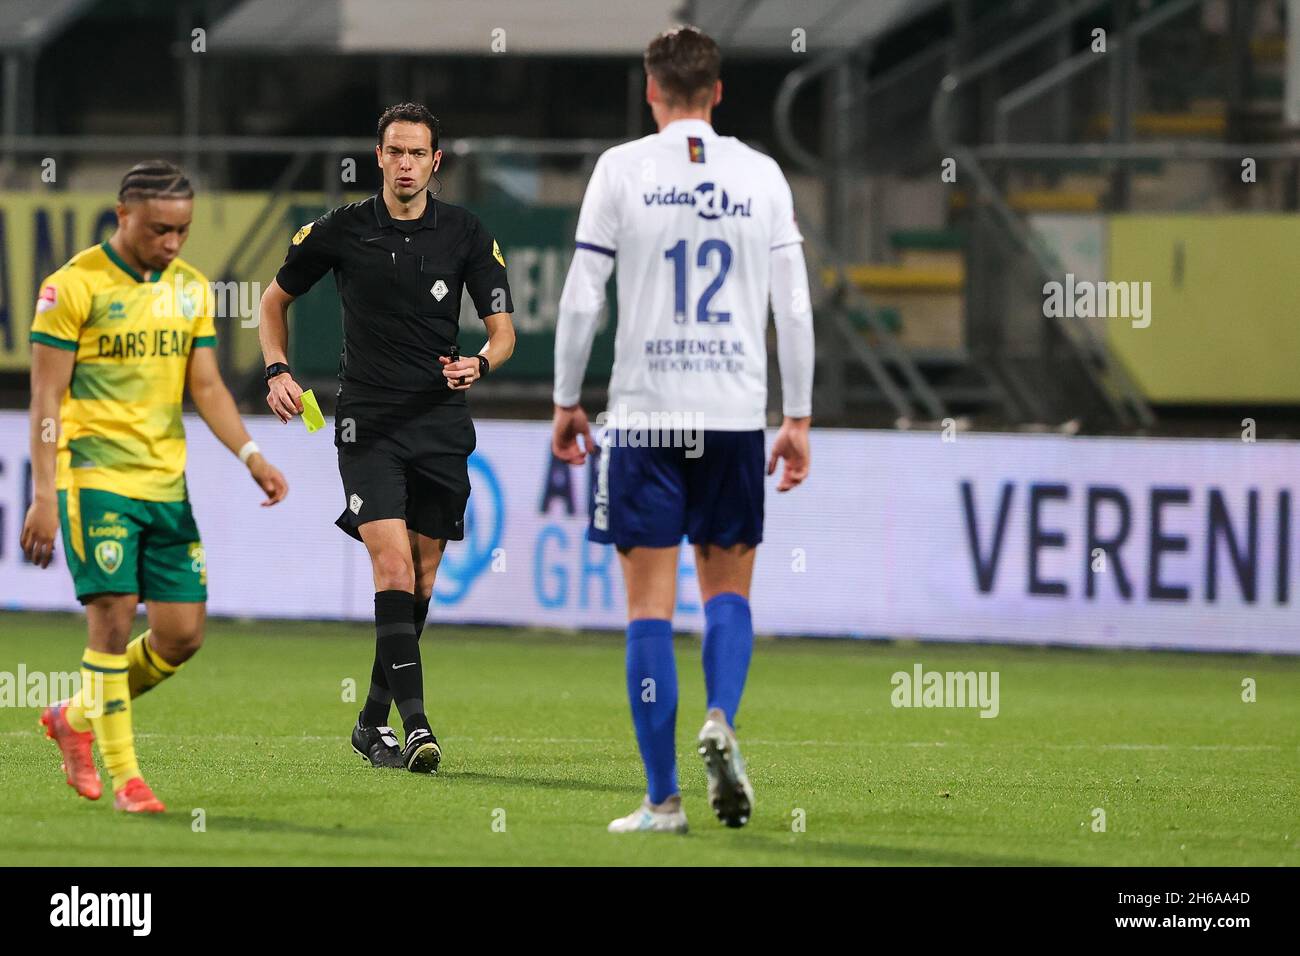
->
[1,611,1296,866]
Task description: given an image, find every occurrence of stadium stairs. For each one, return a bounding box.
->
[810,0,1292,431]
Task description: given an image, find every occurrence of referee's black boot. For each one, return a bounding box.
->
[351,715,404,769]
[403,726,442,774]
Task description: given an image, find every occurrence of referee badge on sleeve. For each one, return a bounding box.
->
[492,239,505,268]
[291,222,313,246]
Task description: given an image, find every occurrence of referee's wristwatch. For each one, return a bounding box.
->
[264,362,292,383]
[473,354,490,377]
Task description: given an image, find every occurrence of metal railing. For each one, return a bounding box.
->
[771,29,952,423]
[931,0,1176,430]
[4,133,866,427]
[0,134,621,190]
[771,0,1095,426]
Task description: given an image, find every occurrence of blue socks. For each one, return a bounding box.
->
[702,592,754,727]
[625,618,678,804]
[624,596,753,803]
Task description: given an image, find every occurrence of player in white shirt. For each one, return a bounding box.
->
[551,26,815,834]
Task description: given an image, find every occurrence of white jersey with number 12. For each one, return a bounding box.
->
[573,117,803,431]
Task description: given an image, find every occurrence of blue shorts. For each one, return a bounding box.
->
[588,429,765,550]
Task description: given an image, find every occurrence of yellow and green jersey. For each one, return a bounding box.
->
[30,241,217,502]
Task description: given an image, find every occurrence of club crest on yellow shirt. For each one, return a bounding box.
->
[179,288,199,320]
[292,222,314,246]
[492,239,505,268]
[94,540,124,575]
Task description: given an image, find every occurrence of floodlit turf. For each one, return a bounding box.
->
[1,611,1296,866]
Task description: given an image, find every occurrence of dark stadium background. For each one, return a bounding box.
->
[0,0,1297,876]
[5,0,1297,436]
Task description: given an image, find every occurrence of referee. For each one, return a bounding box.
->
[257,103,515,773]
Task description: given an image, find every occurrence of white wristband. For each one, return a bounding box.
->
[238,440,260,464]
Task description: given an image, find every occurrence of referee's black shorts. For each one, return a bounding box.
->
[334,396,476,543]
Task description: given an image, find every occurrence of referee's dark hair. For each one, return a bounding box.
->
[644,25,721,108]
[377,102,441,149]
[118,160,194,203]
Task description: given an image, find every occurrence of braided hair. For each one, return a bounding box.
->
[117,160,194,203]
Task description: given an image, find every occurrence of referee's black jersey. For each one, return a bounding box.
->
[275,191,513,405]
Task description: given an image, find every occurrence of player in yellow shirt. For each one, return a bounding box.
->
[20,160,289,813]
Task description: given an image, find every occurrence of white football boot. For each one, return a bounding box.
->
[607,796,689,834]
[697,717,754,828]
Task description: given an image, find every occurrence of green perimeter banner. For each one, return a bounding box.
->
[0,193,612,383]
[285,199,615,382]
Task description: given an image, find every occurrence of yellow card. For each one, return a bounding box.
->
[300,388,326,433]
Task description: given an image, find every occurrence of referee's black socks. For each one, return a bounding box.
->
[414,595,431,641]
[362,593,432,727]
[371,590,431,736]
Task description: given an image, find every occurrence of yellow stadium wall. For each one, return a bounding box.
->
[1107,215,1300,404]
[7,201,1296,407]
[0,192,370,373]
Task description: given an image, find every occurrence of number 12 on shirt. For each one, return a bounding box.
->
[664,238,732,325]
